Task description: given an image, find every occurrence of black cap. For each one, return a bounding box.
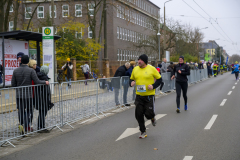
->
[179,55,184,60]
[17,52,24,59]
[21,55,29,64]
[138,54,148,65]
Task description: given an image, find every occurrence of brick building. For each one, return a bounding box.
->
[6,0,160,76]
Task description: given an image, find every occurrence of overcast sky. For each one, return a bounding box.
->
[150,0,240,56]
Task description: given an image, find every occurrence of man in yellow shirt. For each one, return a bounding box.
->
[130,54,162,139]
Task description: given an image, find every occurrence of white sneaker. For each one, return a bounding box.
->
[139,131,147,139]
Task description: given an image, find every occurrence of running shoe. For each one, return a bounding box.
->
[19,125,24,135]
[184,104,188,111]
[176,108,181,113]
[151,118,156,126]
[139,131,147,139]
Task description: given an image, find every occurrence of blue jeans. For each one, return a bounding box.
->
[65,77,71,85]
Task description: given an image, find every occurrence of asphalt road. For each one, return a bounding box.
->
[1,72,240,160]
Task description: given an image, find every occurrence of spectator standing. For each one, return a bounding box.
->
[36,65,54,133]
[11,55,49,135]
[17,52,24,66]
[124,61,136,106]
[113,62,130,106]
[207,63,212,78]
[62,58,73,88]
[203,62,207,69]
[198,61,204,69]
[161,58,167,73]
[81,62,90,85]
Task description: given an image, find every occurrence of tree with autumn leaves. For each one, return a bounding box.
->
[55,21,103,61]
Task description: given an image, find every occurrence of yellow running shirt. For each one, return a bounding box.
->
[130,64,161,96]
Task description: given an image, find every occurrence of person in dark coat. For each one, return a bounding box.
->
[35,65,54,133]
[11,55,48,135]
[113,62,130,106]
[17,52,24,67]
[124,61,136,106]
[207,63,212,78]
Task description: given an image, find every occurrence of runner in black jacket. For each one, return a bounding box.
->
[171,56,190,113]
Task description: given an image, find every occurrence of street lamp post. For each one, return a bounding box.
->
[163,0,173,59]
[197,27,208,62]
[157,32,161,61]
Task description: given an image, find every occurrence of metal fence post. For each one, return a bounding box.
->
[96,79,99,115]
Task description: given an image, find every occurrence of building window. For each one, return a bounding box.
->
[9,21,13,31]
[88,27,92,38]
[120,27,122,39]
[122,7,124,19]
[117,5,119,17]
[125,29,127,40]
[117,49,120,61]
[49,5,56,18]
[75,28,82,39]
[25,7,32,19]
[10,4,13,12]
[75,4,82,17]
[128,30,130,41]
[62,5,69,17]
[37,6,44,18]
[88,3,95,16]
[119,6,122,18]
[120,50,123,61]
[117,27,119,39]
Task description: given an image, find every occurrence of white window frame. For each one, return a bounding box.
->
[119,6,122,19]
[9,21,13,31]
[75,28,82,39]
[122,7,125,19]
[127,30,130,41]
[88,3,95,17]
[117,27,119,39]
[10,4,13,12]
[62,5,69,17]
[123,50,126,61]
[117,5,119,17]
[120,27,122,39]
[25,7,32,19]
[75,4,82,17]
[120,50,123,61]
[37,6,44,18]
[88,26,92,38]
[122,28,125,40]
[49,5,57,18]
[117,49,120,61]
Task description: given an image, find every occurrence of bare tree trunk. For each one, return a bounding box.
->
[26,2,41,30]
[4,0,13,31]
[13,0,20,30]
[0,0,6,32]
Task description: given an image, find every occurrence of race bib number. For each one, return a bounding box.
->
[137,85,146,92]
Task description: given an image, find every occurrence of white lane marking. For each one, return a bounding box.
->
[227,91,232,95]
[116,114,167,141]
[183,156,193,160]
[235,83,237,85]
[204,115,218,130]
[232,86,235,89]
[220,99,227,106]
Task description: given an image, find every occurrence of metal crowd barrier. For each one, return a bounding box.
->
[1,69,209,147]
[0,83,61,147]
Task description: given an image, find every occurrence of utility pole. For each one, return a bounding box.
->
[51,0,54,26]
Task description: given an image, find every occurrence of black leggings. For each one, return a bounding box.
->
[176,81,188,108]
[235,72,239,80]
[159,82,164,91]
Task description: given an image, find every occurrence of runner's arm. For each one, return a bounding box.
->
[152,77,162,89]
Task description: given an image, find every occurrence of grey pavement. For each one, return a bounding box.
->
[1,72,240,160]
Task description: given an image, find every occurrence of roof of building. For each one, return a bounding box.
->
[147,0,160,9]
[0,30,61,41]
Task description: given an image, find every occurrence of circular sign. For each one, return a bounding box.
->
[44,28,51,35]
